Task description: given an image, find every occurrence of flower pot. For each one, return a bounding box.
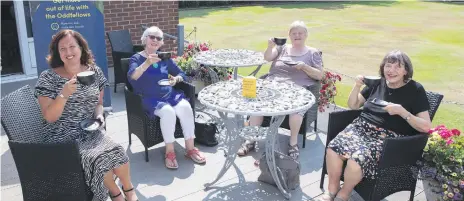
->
[422,179,442,201]
[193,80,206,94]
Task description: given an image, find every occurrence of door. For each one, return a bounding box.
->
[1,1,23,76]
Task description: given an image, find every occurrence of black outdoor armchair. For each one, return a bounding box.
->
[1,85,93,201]
[319,91,444,201]
[121,58,196,162]
[107,29,144,93]
[259,73,321,148]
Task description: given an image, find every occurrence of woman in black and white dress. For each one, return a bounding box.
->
[35,29,138,201]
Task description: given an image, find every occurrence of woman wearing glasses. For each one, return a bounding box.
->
[127,26,206,169]
[318,50,431,201]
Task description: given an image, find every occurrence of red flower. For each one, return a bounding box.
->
[188,44,193,50]
[451,129,461,136]
[439,130,452,139]
[446,138,454,145]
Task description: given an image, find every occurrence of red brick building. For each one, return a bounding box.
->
[103,1,179,68]
[1,1,178,85]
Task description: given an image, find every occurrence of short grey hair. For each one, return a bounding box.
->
[289,20,308,34]
[379,50,414,82]
[141,26,163,45]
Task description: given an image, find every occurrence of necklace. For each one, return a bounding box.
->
[386,80,410,95]
[388,88,393,95]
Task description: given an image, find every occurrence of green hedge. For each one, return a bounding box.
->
[179,1,286,9]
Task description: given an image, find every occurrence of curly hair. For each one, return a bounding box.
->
[46,29,94,68]
[379,50,413,83]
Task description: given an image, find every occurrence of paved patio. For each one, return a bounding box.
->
[1,83,428,201]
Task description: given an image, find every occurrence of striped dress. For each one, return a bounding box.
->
[35,66,129,201]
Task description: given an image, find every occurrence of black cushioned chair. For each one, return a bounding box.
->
[259,73,321,148]
[121,58,196,162]
[107,29,144,93]
[320,91,443,201]
[1,85,93,201]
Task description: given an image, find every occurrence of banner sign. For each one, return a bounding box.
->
[32,0,111,108]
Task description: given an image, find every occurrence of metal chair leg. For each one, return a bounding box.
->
[320,158,327,189]
[302,132,306,148]
[145,146,149,162]
[314,118,318,132]
[409,185,416,201]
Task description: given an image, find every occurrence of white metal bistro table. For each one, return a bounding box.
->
[197,79,315,199]
[193,49,268,80]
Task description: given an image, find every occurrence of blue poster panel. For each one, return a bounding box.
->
[32,0,111,108]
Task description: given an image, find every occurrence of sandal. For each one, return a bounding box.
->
[334,197,348,201]
[288,143,299,160]
[185,148,206,164]
[110,192,123,201]
[316,191,336,201]
[237,141,255,156]
[121,186,139,201]
[165,152,178,169]
[316,187,342,201]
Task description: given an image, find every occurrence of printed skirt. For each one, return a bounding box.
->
[327,117,403,179]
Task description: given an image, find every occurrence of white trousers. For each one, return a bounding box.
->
[154,99,195,143]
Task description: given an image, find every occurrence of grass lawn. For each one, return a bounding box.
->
[179,1,464,131]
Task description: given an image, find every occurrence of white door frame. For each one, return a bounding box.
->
[13,0,34,76]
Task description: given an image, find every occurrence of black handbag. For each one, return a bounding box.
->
[194,112,219,147]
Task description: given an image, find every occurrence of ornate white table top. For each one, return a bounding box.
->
[198,79,315,116]
[193,49,268,68]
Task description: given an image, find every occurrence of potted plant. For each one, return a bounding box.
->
[416,125,463,201]
[173,41,232,93]
[318,71,341,112]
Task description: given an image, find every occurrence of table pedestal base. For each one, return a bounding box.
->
[204,112,291,199]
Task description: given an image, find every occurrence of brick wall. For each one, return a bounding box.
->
[103,1,179,68]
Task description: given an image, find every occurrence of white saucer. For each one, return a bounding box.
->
[158,79,171,86]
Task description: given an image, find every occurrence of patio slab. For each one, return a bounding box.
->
[1,84,426,201]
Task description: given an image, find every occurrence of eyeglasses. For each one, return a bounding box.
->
[148,35,163,41]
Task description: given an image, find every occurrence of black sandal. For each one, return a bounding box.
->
[288,143,299,160]
[110,192,122,201]
[121,186,139,201]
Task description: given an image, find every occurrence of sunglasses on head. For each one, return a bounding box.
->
[148,35,163,41]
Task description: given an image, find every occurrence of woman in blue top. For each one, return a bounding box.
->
[128,26,206,169]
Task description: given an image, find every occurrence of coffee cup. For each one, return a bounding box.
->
[273,37,287,46]
[363,76,381,87]
[77,71,95,86]
[158,52,172,61]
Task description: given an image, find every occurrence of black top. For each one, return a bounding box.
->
[360,78,430,136]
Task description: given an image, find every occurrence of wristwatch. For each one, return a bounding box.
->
[59,94,68,99]
[404,113,412,121]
